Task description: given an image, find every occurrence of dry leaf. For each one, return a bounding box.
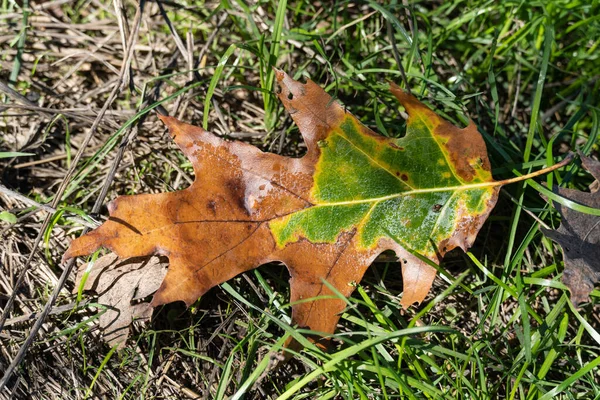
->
[541,153,600,306]
[74,254,168,348]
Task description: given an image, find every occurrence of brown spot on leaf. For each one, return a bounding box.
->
[207,200,216,214]
[225,177,248,214]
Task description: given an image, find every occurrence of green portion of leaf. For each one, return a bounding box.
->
[270,114,496,257]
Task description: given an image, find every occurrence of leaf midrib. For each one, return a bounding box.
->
[315,180,496,207]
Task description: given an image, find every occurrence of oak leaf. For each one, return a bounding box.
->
[64,70,528,347]
[541,154,600,306]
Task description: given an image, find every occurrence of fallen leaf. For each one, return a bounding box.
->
[74,254,168,349]
[63,70,562,348]
[541,154,600,306]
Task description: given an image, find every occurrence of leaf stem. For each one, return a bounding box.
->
[492,153,574,187]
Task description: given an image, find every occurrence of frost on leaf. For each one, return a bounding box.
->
[64,70,502,349]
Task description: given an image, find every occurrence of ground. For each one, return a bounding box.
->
[1,0,600,399]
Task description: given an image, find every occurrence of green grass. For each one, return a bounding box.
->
[1,0,600,399]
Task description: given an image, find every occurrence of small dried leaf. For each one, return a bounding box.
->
[541,154,600,306]
[75,254,168,348]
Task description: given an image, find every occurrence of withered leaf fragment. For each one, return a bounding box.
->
[541,154,600,306]
[74,254,168,349]
[64,70,506,348]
